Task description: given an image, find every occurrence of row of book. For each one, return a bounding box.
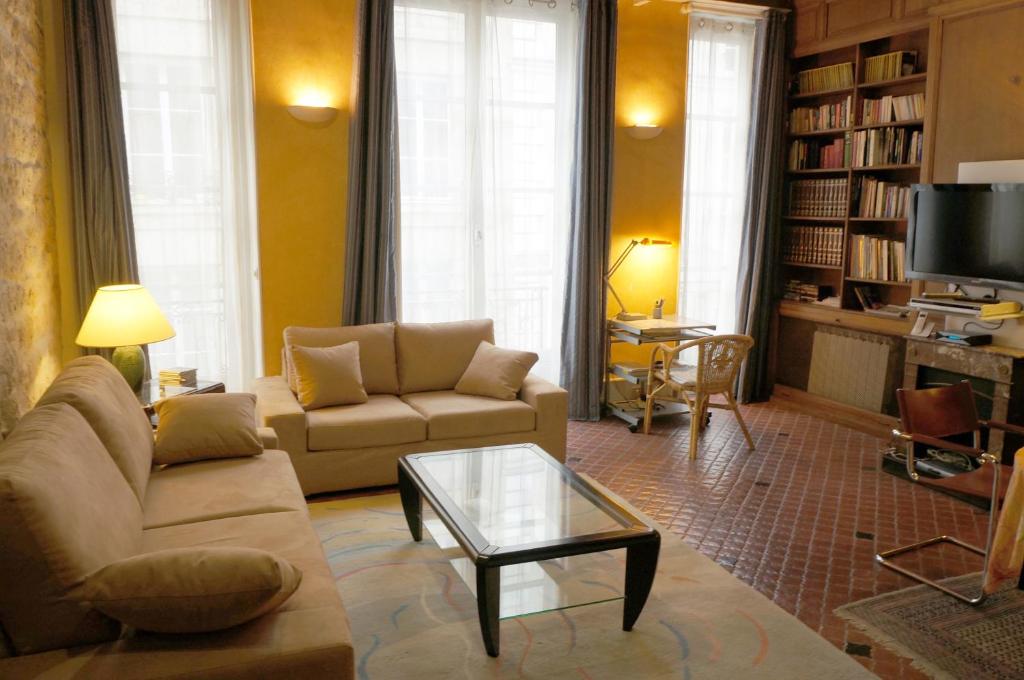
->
[850,127,923,167]
[159,367,197,387]
[788,178,849,217]
[849,235,906,281]
[797,62,854,94]
[861,94,926,124]
[784,227,844,267]
[852,177,911,218]
[789,96,852,133]
[862,50,917,83]
[783,281,838,307]
[788,137,848,170]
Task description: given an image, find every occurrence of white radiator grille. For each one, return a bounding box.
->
[807,327,896,412]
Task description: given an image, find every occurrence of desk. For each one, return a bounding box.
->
[603,316,717,432]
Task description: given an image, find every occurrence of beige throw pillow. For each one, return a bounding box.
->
[455,341,539,401]
[290,342,369,410]
[81,547,302,633]
[153,393,263,465]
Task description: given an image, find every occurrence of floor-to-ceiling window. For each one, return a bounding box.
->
[114,0,261,389]
[678,14,756,334]
[394,0,578,381]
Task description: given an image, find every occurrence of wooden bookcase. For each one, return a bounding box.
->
[780,27,929,328]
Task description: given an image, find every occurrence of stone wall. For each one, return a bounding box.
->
[0,0,62,437]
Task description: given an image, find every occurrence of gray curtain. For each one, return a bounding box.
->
[64,0,140,325]
[736,10,788,403]
[560,0,617,421]
[342,0,399,326]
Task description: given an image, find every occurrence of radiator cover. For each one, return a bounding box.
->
[807,326,901,414]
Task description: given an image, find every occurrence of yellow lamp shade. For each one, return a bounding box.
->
[76,285,175,348]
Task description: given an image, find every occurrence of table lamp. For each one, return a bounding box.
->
[605,238,672,321]
[75,284,175,390]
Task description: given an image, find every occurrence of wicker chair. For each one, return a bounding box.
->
[642,334,755,459]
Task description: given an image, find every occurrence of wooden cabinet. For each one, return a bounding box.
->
[825,0,897,38]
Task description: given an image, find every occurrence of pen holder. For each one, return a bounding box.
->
[652,306,663,319]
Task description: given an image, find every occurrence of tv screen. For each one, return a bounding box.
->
[907,183,1024,291]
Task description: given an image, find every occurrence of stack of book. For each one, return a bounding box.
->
[862,51,916,82]
[783,280,838,306]
[789,96,852,133]
[796,62,854,94]
[788,135,850,170]
[159,367,198,387]
[850,127,923,167]
[853,177,911,218]
[849,235,906,281]
[788,178,849,217]
[861,93,926,124]
[784,226,844,267]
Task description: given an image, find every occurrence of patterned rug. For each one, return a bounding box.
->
[836,574,1024,679]
[310,484,872,680]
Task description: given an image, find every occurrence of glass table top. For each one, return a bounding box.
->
[413,445,631,551]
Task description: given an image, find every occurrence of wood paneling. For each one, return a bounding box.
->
[825,0,896,37]
[903,0,944,17]
[793,0,824,50]
[930,2,1024,181]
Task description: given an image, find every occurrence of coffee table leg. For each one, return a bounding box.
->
[623,535,660,631]
[476,565,500,657]
[397,464,422,542]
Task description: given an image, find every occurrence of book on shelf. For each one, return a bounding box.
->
[783,280,837,305]
[789,96,852,133]
[861,93,925,124]
[787,178,849,217]
[850,127,923,167]
[849,235,907,281]
[788,134,851,170]
[852,177,911,218]
[853,286,910,318]
[784,226,844,267]
[862,51,917,83]
[796,62,854,94]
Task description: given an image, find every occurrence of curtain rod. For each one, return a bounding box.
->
[636,1,791,18]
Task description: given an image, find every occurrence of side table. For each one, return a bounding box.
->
[136,379,225,426]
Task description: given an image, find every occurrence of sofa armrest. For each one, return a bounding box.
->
[519,374,568,460]
[250,376,306,456]
[257,426,279,450]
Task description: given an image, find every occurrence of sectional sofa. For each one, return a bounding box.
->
[253,319,569,495]
[0,356,353,679]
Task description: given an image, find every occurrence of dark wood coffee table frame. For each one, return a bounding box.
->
[397,444,660,657]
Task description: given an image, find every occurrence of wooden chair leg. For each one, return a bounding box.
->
[688,394,705,460]
[726,392,755,450]
[642,388,656,434]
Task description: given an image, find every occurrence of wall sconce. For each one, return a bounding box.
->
[626,124,664,140]
[287,105,338,124]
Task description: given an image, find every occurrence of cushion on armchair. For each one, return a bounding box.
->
[154,393,263,465]
[290,342,368,410]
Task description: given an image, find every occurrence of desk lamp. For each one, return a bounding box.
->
[76,284,175,390]
[605,238,672,320]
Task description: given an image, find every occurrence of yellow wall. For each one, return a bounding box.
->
[609,1,689,364]
[250,0,357,375]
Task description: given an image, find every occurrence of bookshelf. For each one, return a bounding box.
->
[780,27,929,323]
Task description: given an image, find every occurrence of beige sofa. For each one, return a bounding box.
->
[0,356,353,679]
[253,319,569,495]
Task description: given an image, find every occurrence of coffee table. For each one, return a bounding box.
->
[397,444,660,657]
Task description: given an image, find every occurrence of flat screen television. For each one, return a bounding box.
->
[907,183,1024,292]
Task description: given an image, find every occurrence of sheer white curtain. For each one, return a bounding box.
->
[679,14,756,335]
[114,0,261,389]
[394,0,578,381]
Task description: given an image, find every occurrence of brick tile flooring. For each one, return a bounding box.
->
[568,401,991,679]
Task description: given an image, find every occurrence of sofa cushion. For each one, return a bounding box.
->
[290,342,369,410]
[153,393,263,465]
[143,450,308,530]
[307,396,426,451]
[395,319,495,393]
[36,355,154,504]
[0,404,141,654]
[455,341,539,400]
[400,391,536,440]
[82,547,302,634]
[284,323,399,395]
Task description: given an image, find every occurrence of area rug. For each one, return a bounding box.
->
[836,574,1024,679]
[310,482,872,680]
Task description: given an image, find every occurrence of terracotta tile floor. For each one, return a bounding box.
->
[568,401,991,679]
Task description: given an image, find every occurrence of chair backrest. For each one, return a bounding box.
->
[694,334,754,394]
[896,380,979,439]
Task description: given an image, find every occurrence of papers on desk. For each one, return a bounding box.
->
[611,316,716,336]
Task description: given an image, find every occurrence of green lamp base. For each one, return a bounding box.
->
[111,345,146,391]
